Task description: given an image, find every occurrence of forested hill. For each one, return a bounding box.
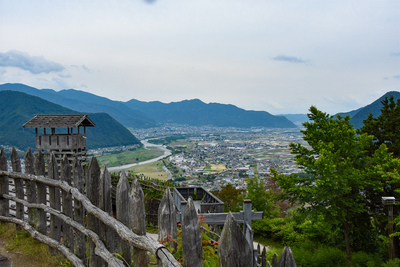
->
[125,98,296,128]
[337,91,400,129]
[0,91,140,150]
[0,83,296,128]
[0,83,157,128]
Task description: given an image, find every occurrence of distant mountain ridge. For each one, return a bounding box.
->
[336,91,400,129]
[0,90,140,150]
[125,98,296,128]
[0,83,297,128]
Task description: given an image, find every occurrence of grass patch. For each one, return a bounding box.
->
[0,222,71,266]
[204,164,226,173]
[96,147,164,167]
[128,161,170,180]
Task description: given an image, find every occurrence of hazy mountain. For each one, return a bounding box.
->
[0,83,157,128]
[125,99,297,128]
[0,83,297,129]
[0,90,140,150]
[281,114,309,127]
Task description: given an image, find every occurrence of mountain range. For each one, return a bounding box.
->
[0,83,399,151]
[0,83,296,129]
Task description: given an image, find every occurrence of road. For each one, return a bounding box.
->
[108,139,172,172]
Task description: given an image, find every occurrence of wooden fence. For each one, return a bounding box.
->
[0,147,296,267]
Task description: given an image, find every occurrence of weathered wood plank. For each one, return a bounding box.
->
[158,188,177,253]
[182,198,202,267]
[129,175,148,266]
[99,166,115,253]
[0,170,182,267]
[11,148,24,229]
[218,212,253,267]
[24,149,37,227]
[177,211,263,225]
[34,151,47,235]
[73,158,86,263]
[48,153,61,255]
[0,149,9,217]
[87,157,103,267]
[61,155,74,251]
[277,247,296,267]
[0,196,124,267]
[116,171,131,266]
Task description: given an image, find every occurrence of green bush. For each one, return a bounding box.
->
[351,251,383,267]
[292,246,347,267]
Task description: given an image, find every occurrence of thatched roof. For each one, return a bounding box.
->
[23,115,95,128]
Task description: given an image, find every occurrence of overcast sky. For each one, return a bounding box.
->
[0,1,399,115]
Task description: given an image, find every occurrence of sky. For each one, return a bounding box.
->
[0,1,399,115]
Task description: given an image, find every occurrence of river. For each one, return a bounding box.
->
[107,139,172,172]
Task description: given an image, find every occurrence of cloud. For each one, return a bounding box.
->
[272,55,306,64]
[0,50,64,74]
[393,75,400,79]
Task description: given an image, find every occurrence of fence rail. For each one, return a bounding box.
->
[0,147,296,267]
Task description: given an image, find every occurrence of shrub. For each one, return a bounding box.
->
[351,251,383,267]
[292,246,347,267]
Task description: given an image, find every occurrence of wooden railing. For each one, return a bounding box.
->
[0,147,296,267]
[0,148,180,267]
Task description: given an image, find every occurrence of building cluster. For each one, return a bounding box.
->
[167,128,306,192]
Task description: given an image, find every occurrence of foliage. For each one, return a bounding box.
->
[273,106,400,256]
[246,173,280,218]
[292,245,347,267]
[214,184,245,212]
[360,95,400,157]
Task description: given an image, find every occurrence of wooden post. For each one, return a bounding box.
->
[73,158,86,263]
[34,151,47,235]
[277,247,296,267]
[61,155,74,251]
[0,149,9,217]
[116,171,131,266]
[87,157,103,267]
[218,212,253,267]
[182,198,202,267]
[243,199,252,227]
[129,175,148,266]
[11,148,24,229]
[99,166,115,253]
[180,201,187,223]
[24,148,37,227]
[48,153,61,254]
[158,188,177,251]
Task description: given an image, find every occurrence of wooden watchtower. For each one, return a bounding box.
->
[23,114,95,163]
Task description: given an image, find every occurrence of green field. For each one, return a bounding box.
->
[128,161,170,180]
[96,147,164,168]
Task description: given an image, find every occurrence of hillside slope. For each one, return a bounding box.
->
[1,83,297,129]
[0,91,140,150]
[0,83,157,128]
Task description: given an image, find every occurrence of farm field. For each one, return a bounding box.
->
[128,161,170,180]
[95,147,164,168]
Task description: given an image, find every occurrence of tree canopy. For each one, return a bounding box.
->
[274,106,400,257]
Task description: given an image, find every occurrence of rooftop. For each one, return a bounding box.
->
[23,114,95,128]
